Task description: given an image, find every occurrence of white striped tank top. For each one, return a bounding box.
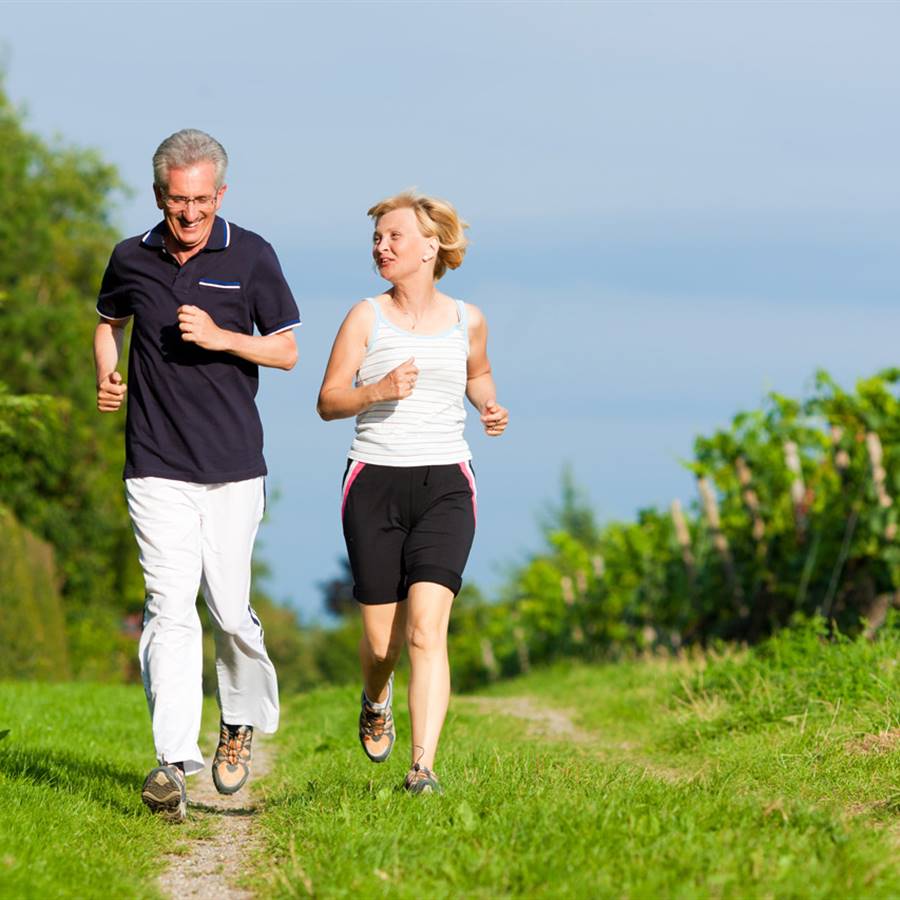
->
[348,297,472,467]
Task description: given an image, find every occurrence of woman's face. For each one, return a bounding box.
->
[372,208,433,282]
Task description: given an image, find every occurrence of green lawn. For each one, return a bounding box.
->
[0,682,207,900]
[256,624,900,898]
[5,622,900,898]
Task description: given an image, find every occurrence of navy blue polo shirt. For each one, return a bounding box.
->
[97,217,300,484]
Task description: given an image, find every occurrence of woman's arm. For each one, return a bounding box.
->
[465,304,509,436]
[316,301,419,421]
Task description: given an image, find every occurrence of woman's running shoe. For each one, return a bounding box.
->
[358,673,395,763]
[403,763,442,795]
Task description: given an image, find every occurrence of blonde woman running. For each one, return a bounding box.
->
[317,191,508,794]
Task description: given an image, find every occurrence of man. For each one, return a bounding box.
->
[94,129,300,822]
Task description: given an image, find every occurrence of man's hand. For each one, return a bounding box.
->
[177,305,230,352]
[97,371,127,413]
[480,400,509,436]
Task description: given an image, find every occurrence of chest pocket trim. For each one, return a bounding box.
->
[198,280,241,290]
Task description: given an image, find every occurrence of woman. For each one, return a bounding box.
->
[317,191,508,794]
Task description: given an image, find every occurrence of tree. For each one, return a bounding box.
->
[0,77,142,677]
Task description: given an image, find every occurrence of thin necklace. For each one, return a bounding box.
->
[392,293,435,331]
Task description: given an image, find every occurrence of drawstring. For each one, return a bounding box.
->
[423,467,431,486]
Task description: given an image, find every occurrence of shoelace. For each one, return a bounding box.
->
[219,726,250,765]
[406,763,435,786]
[361,704,391,739]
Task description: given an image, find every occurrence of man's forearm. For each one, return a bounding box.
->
[221,330,298,370]
[94,320,125,383]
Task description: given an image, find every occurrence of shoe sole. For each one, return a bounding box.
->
[142,769,187,822]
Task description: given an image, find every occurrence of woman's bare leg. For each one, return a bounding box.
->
[358,601,406,702]
[405,581,454,769]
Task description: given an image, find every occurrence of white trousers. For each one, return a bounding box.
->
[126,476,279,776]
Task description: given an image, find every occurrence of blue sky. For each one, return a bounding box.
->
[4,2,899,618]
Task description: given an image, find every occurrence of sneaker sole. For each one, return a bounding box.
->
[142,770,187,822]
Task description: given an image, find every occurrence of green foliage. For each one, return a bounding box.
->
[0,78,142,679]
[0,506,69,680]
[448,369,900,693]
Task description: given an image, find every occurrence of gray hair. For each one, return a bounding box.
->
[152,129,228,190]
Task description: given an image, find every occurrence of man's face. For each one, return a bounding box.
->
[154,161,226,254]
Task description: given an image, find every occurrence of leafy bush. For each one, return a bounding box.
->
[0,506,69,679]
[447,371,900,693]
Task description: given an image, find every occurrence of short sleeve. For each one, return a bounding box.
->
[247,242,301,336]
[96,251,133,320]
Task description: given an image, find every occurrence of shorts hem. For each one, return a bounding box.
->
[354,590,406,606]
[408,565,462,596]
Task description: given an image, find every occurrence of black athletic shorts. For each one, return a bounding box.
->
[340,460,477,604]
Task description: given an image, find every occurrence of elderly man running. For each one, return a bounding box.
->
[94,129,300,821]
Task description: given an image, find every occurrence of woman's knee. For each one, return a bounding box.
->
[406,622,445,656]
[364,633,403,665]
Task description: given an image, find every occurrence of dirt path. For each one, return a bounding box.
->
[465,695,596,744]
[460,694,690,784]
[158,732,272,900]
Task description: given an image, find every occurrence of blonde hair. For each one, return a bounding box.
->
[368,190,469,281]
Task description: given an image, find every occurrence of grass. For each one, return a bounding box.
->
[0,682,210,899]
[6,619,900,897]
[255,620,900,898]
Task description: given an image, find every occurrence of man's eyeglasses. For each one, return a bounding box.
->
[161,192,219,212]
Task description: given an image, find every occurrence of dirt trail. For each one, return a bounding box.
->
[158,732,272,900]
[466,695,596,744]
[461,695,690,784]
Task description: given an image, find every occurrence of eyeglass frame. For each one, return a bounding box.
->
[157,187,223,212]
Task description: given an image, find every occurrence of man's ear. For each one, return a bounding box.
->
[153,183,165,210]
[215,184,228,210]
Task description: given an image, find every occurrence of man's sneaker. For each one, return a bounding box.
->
[141,764,187,822]
[403,763,442,795]
[212,720,253,795]
[358,673,395,763]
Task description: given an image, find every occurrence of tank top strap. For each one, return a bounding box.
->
[364,297,384,349]
[365,296,385,320]
[455,299,470,354]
